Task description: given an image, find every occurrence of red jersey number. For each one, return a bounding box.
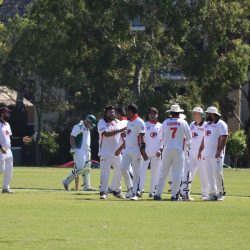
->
[170,127,177,138]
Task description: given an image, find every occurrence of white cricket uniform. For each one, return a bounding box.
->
[98,118,124,194]
[139,121,162,194]
[109,118,132,191]
[63,121,91,189]
[0,120,13,190]
[181,121,209,197]
[121,115,145,194]
[203,119,228,196]
[156,117,191,198]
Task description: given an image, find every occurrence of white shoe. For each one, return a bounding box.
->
[130,194,138,201]
[217,193,225,201]
[2,189,15,194]
[113,191,125,199]
[201,195,208,200]
[205,194,217,201]
[100,192,108,199]
[125,188,133,198]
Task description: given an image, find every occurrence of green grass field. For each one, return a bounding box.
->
[0,167,249,250]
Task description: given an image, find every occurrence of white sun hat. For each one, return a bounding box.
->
[205,106,221,116]
[192,107,204,113]
[167,104,184,113]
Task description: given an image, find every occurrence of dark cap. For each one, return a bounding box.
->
[0,107,11,114]
[148,107,158,114]
[104,105,115,112]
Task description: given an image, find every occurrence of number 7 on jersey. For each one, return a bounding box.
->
[170,127,177,138]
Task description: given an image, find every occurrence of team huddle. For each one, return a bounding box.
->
[0,104,228,201]
[62,103,228,201]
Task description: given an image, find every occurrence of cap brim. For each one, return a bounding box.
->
[191,110,203,113]
[205,111,221,116]
[166,109,184,113]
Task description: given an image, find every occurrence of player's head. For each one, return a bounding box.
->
[84,114,97,130]
[205,106,221,122]
[115,107,126,120]
[0,107,11,121]
[148,107,158,121]
[127,104,138,119]
[103,105,116,122]
[167,104,184,118]
[191,107,204,122]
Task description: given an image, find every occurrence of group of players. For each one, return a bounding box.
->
[62,103,228,201]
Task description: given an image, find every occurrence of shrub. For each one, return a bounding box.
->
[227,130,247,168]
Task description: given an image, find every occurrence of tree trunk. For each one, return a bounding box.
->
[133,54,146,98]
[34,103,42,166]
[245,81,250,168]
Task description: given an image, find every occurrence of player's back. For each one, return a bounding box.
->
[161,117,191,150]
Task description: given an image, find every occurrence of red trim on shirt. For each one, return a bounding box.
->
[149,120,157,124]
[129,114,138,121]
[120,117,128,120]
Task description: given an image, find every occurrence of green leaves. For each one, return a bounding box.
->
[227,130,247,167]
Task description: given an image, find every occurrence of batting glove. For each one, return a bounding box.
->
[70,148,75,155]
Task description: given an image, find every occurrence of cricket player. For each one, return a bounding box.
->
[154,104,191,201]
[108,107,134,193]
[0,107,31,194]
[121,104,146,200]
[181,107,209,201]
[139,107,162,198]
[62,114,96,191]
[198,106,228,201]
[98,105,126,199]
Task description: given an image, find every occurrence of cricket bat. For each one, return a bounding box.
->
[73,164,79,191]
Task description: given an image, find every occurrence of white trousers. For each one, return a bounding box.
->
[121,148,142,194]
[100,155,122,193]
[0,149,13,190]
[181,154,209,197]
[63,150,91,189]
[156,149,184,197]
[205,156,224,195]
[110,162,133,191]
[139,156,161,193]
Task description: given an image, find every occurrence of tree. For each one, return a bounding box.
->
[0,1,75,164]
[227,130,247,168]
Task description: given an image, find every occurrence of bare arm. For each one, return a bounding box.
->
[215,135,228,158]
[139,133,148,161]
[115,141,125,156]
[70,135,76,149]
[102,127,126,137]
[198,137,204,160]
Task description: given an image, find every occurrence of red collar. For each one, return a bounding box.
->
[120,117,127,120]
[129,114,138,121]
[149,120,157,124]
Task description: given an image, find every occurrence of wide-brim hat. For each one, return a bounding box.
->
[191,107,204,113]
[167,104,184,113]
[205,106,221,116]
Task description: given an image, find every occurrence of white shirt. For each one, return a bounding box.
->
[204,119,228,157]
[144,121,162,157]
[71,121,90,151]
[125,115,145,149]
[189,121,206,157]
[160,117,191,150]
[0,121,12,150]
[98,118,124,157]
